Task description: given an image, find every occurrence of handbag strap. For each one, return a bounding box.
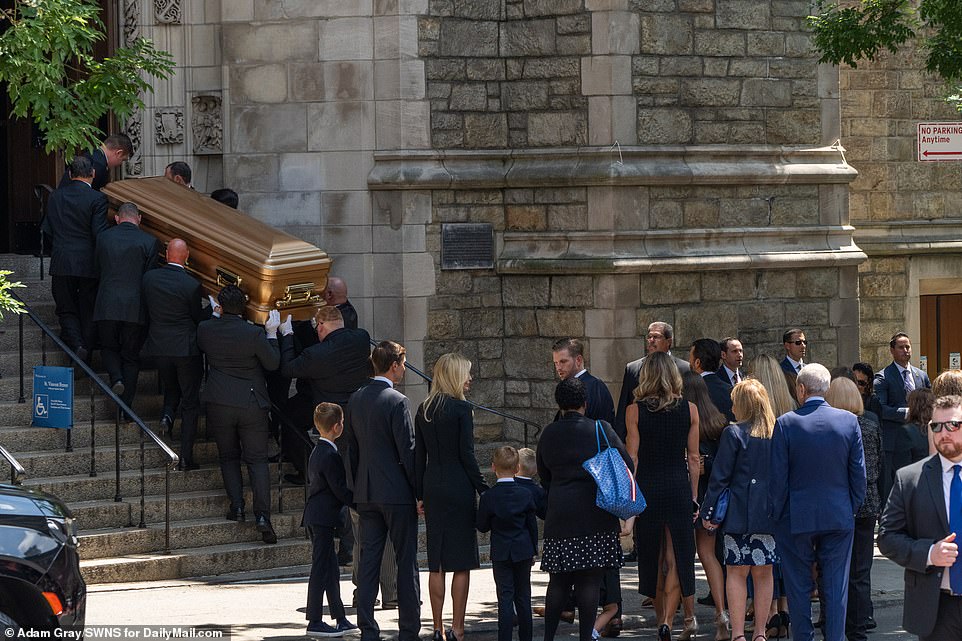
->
[595,419,610,453]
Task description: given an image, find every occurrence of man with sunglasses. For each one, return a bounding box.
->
[879,395,962,641]
[875,332,931,502]
[780,328,807,402]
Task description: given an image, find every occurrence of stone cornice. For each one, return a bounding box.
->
[498,226,867,274]
[368,145,858,190]
[855,220,962,256]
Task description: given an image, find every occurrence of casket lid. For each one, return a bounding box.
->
[102,177,328,275]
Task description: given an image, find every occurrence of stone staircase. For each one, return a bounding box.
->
[0,253,498,584]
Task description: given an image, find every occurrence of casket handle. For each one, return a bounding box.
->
[216,267,243,288]
[276,282,320,308]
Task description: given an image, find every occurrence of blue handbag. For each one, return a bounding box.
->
[582,420,647,519]
[707,488,731,526]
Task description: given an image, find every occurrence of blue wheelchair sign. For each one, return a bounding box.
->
[32,366,73,429]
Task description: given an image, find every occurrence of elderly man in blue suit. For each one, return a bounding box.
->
[874,331,931,502]
[770,363,867,641]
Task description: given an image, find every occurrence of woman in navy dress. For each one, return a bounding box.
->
[700,379,777,641]
[625,352,701,641]
[415,353,488,641]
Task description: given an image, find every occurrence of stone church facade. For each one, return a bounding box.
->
[121,0,957,434]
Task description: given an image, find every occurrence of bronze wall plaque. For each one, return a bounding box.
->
[441,223,494,270]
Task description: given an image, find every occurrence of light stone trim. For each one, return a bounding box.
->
[855,221,962,256]
[368,145,858,190]
[498,226,867,274]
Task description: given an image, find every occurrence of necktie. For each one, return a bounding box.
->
[903,369,915,393]
[796,363,801,373]
[950,465,962,594]
[733,371,740,384]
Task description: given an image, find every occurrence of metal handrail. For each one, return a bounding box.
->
[368,339,543,447]
[13,292,178,552]
[0,443,26,485]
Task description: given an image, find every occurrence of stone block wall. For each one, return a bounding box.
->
[842,39,962,366]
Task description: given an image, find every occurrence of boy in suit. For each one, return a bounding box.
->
[515,448,546,520]
[304,403,359,638]
[477,447,538,641]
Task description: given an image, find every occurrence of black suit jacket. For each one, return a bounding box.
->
[304,440,354,527]
[142,264,209,357]
[476,481,538,562]
[514,476,547,520]
[58,148,110,191]
[43,180,108,278]
[92,222,161,324]
[197,314,280,409]
[553,370,615,424]
[874,363,932,453]
[336,300,358,330]
[343,379,417,505]
[279,327,372,407]
[878,455,951,637]
[703,372,735,422]
[716,365,740,388]
[614,352,690,440]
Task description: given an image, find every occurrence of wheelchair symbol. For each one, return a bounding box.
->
[34,394,48,418]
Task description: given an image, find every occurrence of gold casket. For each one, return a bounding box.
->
[102,177,331,323]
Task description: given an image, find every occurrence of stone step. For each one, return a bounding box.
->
[79,513,304,559]
[1,253,46,279]
[70,486,308,530]
[0,367,164,400]
[14,440,219,478]
[79,538,314,584]
[0,392,165,426]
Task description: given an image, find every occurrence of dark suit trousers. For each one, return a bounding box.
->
[776,524,854,641]
[156,355,202,464]
[493,559,532,641]
[845,516,876,641]
[280,391,315,478]
[51,275,97,352]
[207,401,271,517]
[923,593,962,641]
[356,503,420,641]
[307,525,345,622]
[97,320,145,408]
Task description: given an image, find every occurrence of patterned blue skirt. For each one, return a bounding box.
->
[723,533,778,566]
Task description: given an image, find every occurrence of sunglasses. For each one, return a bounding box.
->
[930,420,962,433]
[790,340,808,346]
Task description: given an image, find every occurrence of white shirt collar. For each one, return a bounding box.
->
[575,369,587,379]
[373,375,393,388]
[515,475,532,481]
[319,437,337,452]
[723,365,739,379]
[939,453,962,472]
[786,356,803,370]
[700,371,711,378]
[895,362,912,376]
[167,262,186,270]
[496,477,515,483]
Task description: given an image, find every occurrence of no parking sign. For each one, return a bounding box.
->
[32,366,73,429]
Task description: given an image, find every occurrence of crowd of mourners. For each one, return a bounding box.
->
[45,135,962,641]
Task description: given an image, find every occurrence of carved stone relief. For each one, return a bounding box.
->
[191,95,223,154]
[122,0,143,176]
[155,109,185,145]
[154,0,181,24]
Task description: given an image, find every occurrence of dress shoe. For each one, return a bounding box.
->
[865,616,876,631]
[381,599,398,610]
[225,507,245,522]
[337,552,352,566]
[177,461,199,471]
[160,415,174,437]
[111,380,125,396]
[284,473,306,486]
[560,610,575,624]
[256,515,277,544]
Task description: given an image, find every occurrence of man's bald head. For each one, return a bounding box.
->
[166,238,189,265]
[324,276,348,305]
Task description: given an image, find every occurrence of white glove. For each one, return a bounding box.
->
[264,309,281,338]
[279,314,293,337]
[208,295,222,318]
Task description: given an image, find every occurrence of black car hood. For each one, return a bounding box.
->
[0,484,73,573]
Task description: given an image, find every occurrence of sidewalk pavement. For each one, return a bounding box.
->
[86,545,912,641]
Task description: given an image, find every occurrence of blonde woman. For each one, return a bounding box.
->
[748,355,798,418]
[415,353,489,641]
[824,377,881,641]
[625,352,700,641]
[701,380,777,641]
